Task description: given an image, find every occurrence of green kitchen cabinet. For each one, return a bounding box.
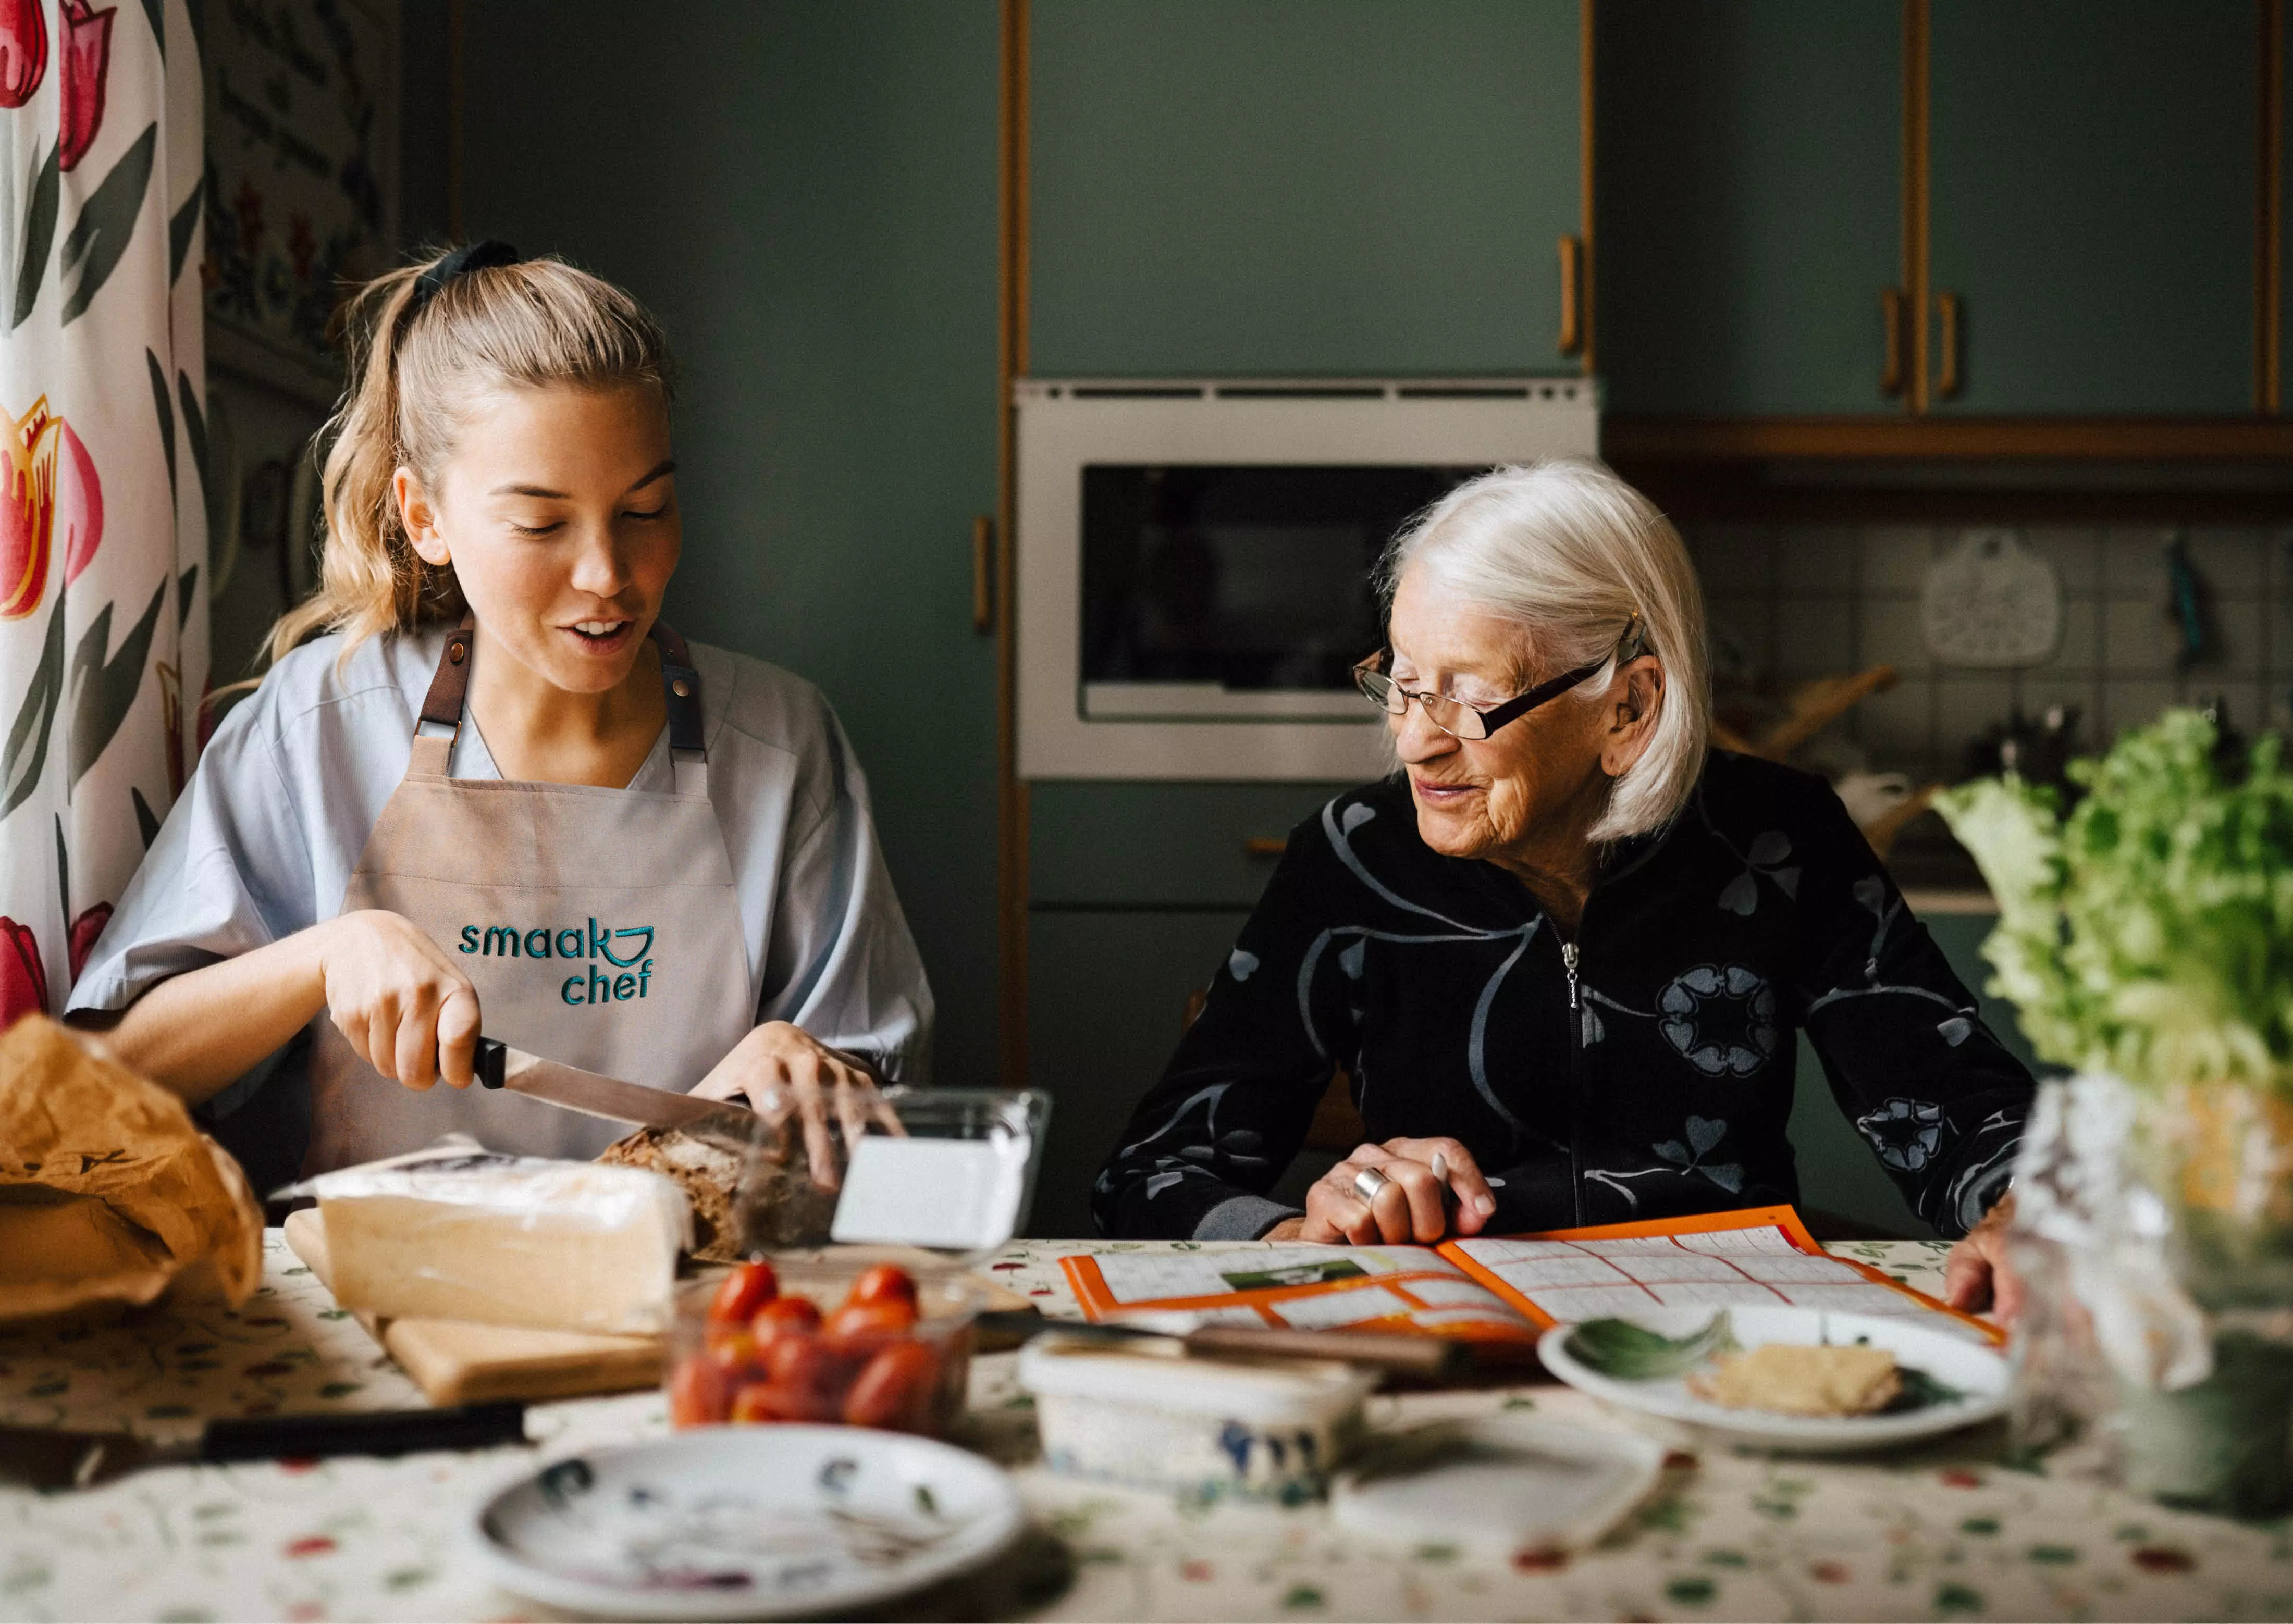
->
[2282,5,2291,414]
[1926,0,2258,415]
[1028,0,1586,377]
[460,3,1005,1087]
[1029,782,1358,908]
[1596,0,1904,415]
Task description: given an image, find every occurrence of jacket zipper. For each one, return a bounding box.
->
[1561,937,1584,1225]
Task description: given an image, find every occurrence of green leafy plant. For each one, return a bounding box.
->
[1564,1312,1734,1379]
[1937,709,2293,1093]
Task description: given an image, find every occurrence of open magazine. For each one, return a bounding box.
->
[1061,1204,2003,1347]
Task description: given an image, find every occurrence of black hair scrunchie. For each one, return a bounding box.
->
[406,240,522,320]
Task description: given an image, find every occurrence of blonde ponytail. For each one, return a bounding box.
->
[263,246,674,669]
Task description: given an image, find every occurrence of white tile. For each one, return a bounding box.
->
[2036,601,2099,674]
[1773,597,1858,676]
[2022,525,2101,598]
[2104,525,2178,598]
[1859,524,1934,593]
[1856,677,1934,770]
[2100,678,2180,741]
[2187,526,2266,597]
[1686,525,1773,596]
[1863,598,1936,675]
[1937,678,2018,768]
[2207,598,2264,675]
[1772,526,1858,596]
[2104,599,2177,676]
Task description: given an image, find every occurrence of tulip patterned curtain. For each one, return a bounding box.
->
[0,0,206,1025]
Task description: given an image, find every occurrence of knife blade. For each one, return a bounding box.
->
[0,1402,530,1491]
[474,1037,761,1137]
[975,1309,1469,1379]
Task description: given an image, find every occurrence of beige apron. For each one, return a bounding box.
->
[304,621,754,1173]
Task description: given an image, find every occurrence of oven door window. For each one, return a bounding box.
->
[1079,464,1478,720]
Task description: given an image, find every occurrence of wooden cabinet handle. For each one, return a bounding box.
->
[1557,235,1584,357]
[1880,288,1906,396]
[971,514,994,634]
[1243,838,1288,859]
[1936,291,1963,399]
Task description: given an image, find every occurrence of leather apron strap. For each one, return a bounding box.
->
[409,617,708,796]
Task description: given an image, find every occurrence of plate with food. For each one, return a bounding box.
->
[467,1425,1027,1620]
[1535,1306,2008,1452]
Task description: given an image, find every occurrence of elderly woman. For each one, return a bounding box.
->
[1092,461,2031,1315]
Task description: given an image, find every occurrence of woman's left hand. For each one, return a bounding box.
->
[1942,1192,2024,1323]
[689,1021,883,1187]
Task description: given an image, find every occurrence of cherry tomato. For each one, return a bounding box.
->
[765,1331,838,1393]
[708,1260,779,1324]
[752,1296,824,1338]
[728,1380,816,1424]
[705,1328,760,1378]
[848,1265,919,1308]
[842,1341,939,1430]
[824,1299,918,1345]
[668,1353,731,1427]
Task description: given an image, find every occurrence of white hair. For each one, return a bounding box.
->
[1375,458,1711,842]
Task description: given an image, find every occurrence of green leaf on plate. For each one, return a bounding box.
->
[1889,1365,1966,1412]
[61,123,156,324]
[1564,1312,1735,1380]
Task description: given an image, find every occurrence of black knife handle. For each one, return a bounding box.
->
[474,1036,506,1089]
[200,1401,528,1463]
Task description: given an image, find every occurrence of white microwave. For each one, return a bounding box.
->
[1015,378,1601,780]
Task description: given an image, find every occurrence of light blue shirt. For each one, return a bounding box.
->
[69,625,934,1101]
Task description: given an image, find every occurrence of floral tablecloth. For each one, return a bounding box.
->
[4,1235,2290,1623]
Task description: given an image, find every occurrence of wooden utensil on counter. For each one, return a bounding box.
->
[1711,665,1901,762]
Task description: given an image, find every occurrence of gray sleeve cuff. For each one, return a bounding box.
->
[1193,1194,1303,1241]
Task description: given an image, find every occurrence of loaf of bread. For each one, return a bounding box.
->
[597,1125,839,1259]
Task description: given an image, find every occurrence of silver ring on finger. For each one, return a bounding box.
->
[1352,1166,1392,1204]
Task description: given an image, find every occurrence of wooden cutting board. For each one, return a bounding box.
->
[281,1211,1034,1407]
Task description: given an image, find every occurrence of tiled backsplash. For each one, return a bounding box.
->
[1685,522,2293,789]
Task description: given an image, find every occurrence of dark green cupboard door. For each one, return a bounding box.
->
[1927,1,2258,415]
[461,3,1005,1087]
[1028,0,1584,377]
[1596,0,1903,415]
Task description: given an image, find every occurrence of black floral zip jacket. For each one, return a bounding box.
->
[1092,751,2031,1243]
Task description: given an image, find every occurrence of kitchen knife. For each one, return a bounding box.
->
[474,1036,761,1137]
[976,1309,1468,1379]
[0,1401,529,1492]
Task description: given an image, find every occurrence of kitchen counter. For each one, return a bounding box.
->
[4,1234,2287,1622]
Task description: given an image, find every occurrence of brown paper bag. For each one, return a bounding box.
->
[0,1016,263,1322]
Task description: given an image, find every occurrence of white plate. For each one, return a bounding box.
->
[467,1426,1027,1620]
[1332,1416,1665,1553]
[1536,1306,2010,1454]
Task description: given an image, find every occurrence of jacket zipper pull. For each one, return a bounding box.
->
[1562,940,1580,1012]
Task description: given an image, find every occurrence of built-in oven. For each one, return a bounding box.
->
[1015,378,1600,779]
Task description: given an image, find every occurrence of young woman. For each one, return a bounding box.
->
[67,243,931,1186]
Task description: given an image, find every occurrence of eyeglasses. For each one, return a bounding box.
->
[1353,615,1645,741]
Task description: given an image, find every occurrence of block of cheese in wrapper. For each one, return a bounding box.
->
[297,1137,691,1334]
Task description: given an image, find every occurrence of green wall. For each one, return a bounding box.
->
[459,3,1004,1086]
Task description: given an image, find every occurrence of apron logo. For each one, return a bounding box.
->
[456,918,657,1006]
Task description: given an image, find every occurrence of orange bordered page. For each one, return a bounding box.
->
[1059,1205,2001,1348]
[1058,1244,1542,1345]
[1436,1204,2004,1346]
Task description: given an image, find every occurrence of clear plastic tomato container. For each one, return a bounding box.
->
[663,1257,984,1438]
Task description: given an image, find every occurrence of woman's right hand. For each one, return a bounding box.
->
[317,909,483,1090]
